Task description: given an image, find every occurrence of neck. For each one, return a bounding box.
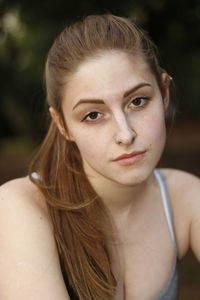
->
[86,170,157,223]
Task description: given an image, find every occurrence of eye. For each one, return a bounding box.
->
[129,97,149,108]
[81,111,102,122]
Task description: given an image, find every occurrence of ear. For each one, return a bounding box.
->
[49,107,74,141]
[160,73,170,112]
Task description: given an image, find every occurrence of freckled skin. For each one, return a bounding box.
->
[61,51,168,189]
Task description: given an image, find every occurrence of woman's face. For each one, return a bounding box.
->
[59,51,169,186]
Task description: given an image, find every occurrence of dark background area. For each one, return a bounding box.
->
[0,0,200,298]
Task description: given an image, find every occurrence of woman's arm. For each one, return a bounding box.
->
[188,176,200,262]
[0,178,70,300]
[161,168,200,260]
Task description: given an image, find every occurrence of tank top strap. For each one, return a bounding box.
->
[154,169,178,256]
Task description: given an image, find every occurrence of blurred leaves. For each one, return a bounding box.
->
[0,0,200,147]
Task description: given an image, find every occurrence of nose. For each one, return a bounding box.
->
[113,113,136,145]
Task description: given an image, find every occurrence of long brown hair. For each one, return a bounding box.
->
[29,14,174,300]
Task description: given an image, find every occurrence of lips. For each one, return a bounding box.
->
[113,150,146,161]
[113,150,146,166]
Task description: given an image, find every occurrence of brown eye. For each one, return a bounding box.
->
[129,97,149,108]
[132,98,142,106]
[89,112,99,119]
[81,111,102,122]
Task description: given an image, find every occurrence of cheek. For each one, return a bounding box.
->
[69,127,106,161]
[139,108,166,146]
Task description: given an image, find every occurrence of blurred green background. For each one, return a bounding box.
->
[0,0,200,298]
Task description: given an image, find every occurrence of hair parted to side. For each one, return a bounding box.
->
[29,14,175,300]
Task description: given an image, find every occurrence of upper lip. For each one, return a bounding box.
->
[113,150,146,161]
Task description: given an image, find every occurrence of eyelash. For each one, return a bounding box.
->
[81,96,150,123]
[129,96,150,109]
[81,111,102,122]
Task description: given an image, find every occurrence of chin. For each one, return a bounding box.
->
[110,166,155,187]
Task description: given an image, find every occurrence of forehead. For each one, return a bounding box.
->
[62,51,156,105]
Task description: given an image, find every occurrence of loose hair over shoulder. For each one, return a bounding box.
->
[30,14,174,299]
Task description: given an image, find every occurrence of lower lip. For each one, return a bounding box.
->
[114,152,146,166]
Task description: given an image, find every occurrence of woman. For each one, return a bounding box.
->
[0,14,199,300]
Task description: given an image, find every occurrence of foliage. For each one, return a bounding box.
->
[0,0,200,143]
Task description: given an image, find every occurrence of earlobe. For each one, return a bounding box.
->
[161,73,170,112]
[49,107,65,136]
[49,107,74,141]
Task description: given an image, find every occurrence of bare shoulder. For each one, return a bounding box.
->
[159,168,200,203]
[0,177,69,299]
[0,176,48,212]
[158,167,200,213]
[0,176,51,239]
[160,168,200,186]
[159,168,200,259]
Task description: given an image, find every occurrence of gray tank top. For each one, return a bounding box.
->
[29,170,179,299]
[153,169,179,300]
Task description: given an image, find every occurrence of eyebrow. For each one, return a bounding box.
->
[72,82,152,111]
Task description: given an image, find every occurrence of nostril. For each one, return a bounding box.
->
[114,128,136,145]
[114,136,121,144]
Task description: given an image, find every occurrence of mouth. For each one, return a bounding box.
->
[113,150,146,166]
